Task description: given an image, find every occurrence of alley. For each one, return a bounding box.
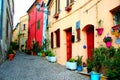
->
[0,52,89,80]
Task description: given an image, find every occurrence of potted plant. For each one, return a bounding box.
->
[8,48,15,60]
[32,42,39,56]
[106,47,120,80]
[96,19,104,35]
[66,58,77,70]
[87,58,94,73]
[48,52,56,62]
[44,50,51,60]
[103,36,112,48]
[76,56,83,71]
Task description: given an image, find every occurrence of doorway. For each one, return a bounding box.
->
[86,25,94,58]
[82,25,94,58]
[65,28,72,61]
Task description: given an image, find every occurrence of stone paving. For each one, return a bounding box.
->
[0,52,89,80]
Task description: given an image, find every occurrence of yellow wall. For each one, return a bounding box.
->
[19,14,28,50]
[48,0,120,65]
[12,23,20,43]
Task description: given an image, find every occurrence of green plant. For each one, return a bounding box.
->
[106,47,120,80]
[103,36,112,42]
[92,46,108,73]
[32,42,41,53]
[87,58,94,69]
[48,52,55,57]
[76,56,83,66]
[98,19,103,27]
[69,58,76,62]
[8,48,14,54]
[44,50,51,56]
[10,41,18,50]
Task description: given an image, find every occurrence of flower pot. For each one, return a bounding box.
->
[105,41,112,48]
[77,66,82,71]
[90,72,100,80]
[8,54,15,60]
[49,56,56,62]
[66,62,77,70]
[96,28,104,35]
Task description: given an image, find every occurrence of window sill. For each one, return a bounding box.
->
[112,24,120,30]
[53,13,59,19]
[65,3,73,12]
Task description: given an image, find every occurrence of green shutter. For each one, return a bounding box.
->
[37,20,40,29]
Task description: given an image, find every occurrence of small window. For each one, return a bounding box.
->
[66,0,74,6]
[37,20,40,29]
[113,10,120,25]
[54,0,60,19]
[23,24,26,30]
[55,0,60,13]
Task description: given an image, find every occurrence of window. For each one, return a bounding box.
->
[55,0,60,13]
[37,20,40,29]
[66,0,74,6]
[113,10,120,25]
[54,0,60,18]
[55,29,60,47]
[51,32,54,48]
[76,20,80,41]
[65,0,74,11]
[23,24,26,30]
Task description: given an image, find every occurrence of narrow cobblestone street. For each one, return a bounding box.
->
[0,52,89,80]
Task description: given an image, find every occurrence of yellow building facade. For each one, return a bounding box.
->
[47,0,120,65]
[19,14,28,51]
[12,23,20,42]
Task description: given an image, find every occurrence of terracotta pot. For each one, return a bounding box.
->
[8,54,15,60]
[33,52,37,56]
[105,41,112,48]
[96,28,104,35]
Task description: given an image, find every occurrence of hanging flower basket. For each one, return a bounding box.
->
[103,36,112,48]
[96,28,104,35]
[105,41,112,48]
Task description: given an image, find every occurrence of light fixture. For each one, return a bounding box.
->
[35,2,50,15]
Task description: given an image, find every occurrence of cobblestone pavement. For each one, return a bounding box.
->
[0,52,89,80]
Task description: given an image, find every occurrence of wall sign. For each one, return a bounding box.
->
[76,20,80,29]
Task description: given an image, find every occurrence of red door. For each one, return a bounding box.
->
[66,30,72,61]
[87,26,94,58]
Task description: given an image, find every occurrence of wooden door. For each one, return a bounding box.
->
[66,30,72,61]
[87,27,94,58]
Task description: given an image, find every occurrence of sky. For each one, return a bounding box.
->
[14,0,35,27]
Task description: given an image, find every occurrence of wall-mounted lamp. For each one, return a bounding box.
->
[36,2,50,15]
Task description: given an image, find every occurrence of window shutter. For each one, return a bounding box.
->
[76,28,80,41]
[57,29,60,47]
[51,32,54,48]
[37,20,40,29]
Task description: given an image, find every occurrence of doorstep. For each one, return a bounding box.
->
[78,71,90,78]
